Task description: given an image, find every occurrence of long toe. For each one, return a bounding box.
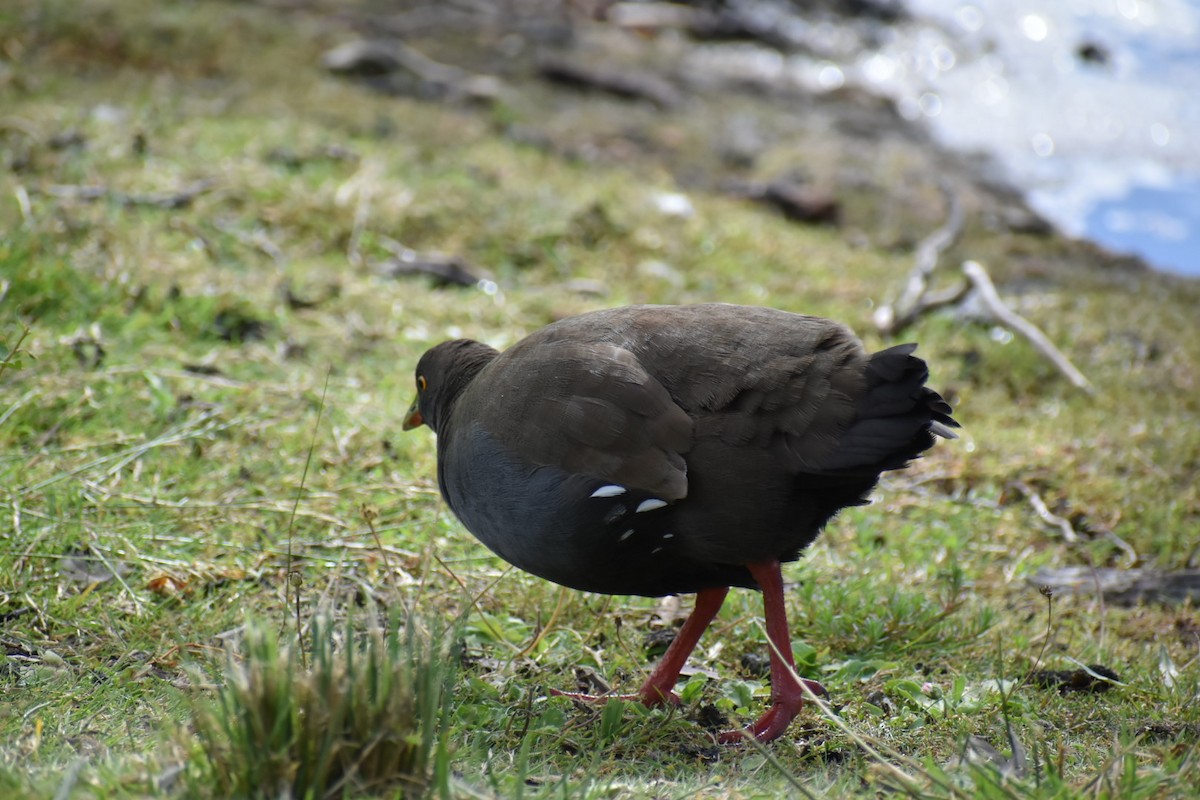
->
[717,698,802,744]
[718,678,829,743]
[636,683,683,708]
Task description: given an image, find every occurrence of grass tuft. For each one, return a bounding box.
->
[186,611,457,799]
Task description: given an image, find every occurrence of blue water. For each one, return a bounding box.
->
[1085,181,1200,275]
[685,1,1200,275]
[1074,20,1200,275]
[895,0,1200,277]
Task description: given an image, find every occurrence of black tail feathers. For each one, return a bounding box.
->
[821,344,959,474]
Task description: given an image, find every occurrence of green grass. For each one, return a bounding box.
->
[186,612,456,799]
[3,0,1199,796]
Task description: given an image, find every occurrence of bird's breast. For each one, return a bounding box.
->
[439,423,693,594]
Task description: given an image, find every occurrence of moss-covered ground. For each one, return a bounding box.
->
[2,1,1198,796]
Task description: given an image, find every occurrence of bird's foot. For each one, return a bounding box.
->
[717,702,797,744]
[717,678,828,744]
[798,677,829,700]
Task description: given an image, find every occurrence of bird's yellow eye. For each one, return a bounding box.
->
[418,375,427,392]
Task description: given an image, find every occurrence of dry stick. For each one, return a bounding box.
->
[516,585,568,659]
[1012,481,1079,543]
[41,179,216,209]
[961,260,1095,394]
[88,541,145,615]
[391,39,471,86]
[284,368,333,666]
[0,324,32,379]
[432,554,522,653]
[211,219,286,265]
[1014,480,1137,569]
[874,184,966,335]
[1097,527,1138,567]
[1012,484,1123,647]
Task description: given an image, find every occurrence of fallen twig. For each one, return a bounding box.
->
[1091,525,1138,567]
[1012,481,1137,564]
[1033,567,1199,606]
[874,184,965,334]
[211,219,286,264]
[40,179,216,209]
[726,179,842,226]
[537,56,682,108]
[962,260,1095,394]
[377,244,484,288]
[1012,480,1078,543]
[323,38,501,103]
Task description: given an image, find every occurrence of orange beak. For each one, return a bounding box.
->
[402,395,424,430]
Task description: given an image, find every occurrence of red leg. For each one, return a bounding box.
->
[637,585,729,706]
[718,561,826,744]
[551,586,729,707]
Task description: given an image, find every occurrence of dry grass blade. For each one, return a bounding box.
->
[20,409,239,495]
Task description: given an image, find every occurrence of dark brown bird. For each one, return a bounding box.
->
[404,303,957,742]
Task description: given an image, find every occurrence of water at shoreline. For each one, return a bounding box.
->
[686,0,1200,276]
[866,0,1200,276]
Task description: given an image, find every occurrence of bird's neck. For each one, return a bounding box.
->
[435,342,499,435]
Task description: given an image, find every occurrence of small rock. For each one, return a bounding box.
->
[761,181,842,225]
[91,104,127,125]
[637,259,684,286]
[379,252,482,289]
[1030,664,1121,694]
[643,627,677,656]
[739,651,770,678]
[1077,41,1111,67]
[652,191,695,218]
[322,40,401,77]
[562,278,609,297]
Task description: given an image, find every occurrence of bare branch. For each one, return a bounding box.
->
[874,184,965,334]
[1012,480,1079,543]
[962,260,1095,394]
[1032,567,1199,606]
[40,179,216,209]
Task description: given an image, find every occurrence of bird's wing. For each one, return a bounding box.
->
[468,339,693,501]
[604,308,871,475]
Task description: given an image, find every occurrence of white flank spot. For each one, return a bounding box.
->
[590,484,627,498]
[619,529,635,542]
[636,498,668,513]
[651,547,664,554]
[662,533,674,539]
